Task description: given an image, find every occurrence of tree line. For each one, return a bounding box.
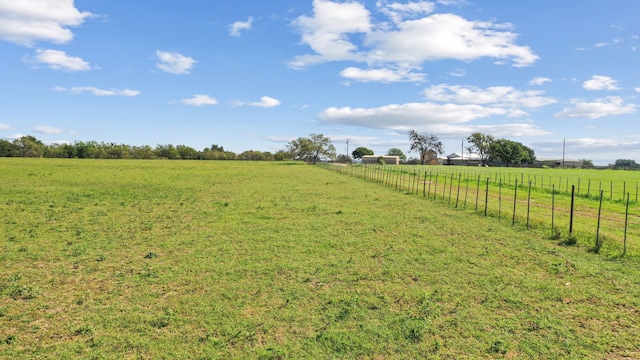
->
[0,136,284,160]
[0,134,338,162]
[1,133,631,169]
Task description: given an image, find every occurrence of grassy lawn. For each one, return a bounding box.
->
[326,164,640,258]
[1,159,639,358]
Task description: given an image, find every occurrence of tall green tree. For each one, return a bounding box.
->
[386,148,406,162]
[612,159,640,170]
[0,139,17,157]
[351,146,373,160]
[13,136,46,158]
[489,139,535,165]
[286,133,336,164]
[466,132,494,165]
[408,130,443,165]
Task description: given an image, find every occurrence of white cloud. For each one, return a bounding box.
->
[594,37,622,48]
[32,126,75,136]
[0,123,10,130]
[319,103,548,138]
[289,0,372,68]
[635,87,640,93]
[340,66,425,82]
[290,1,538,74]
[250,96,281,108]
[424,84,557,108]
[377,0,435,24]
[54,86,140,97]
[319,102,516,131]
[367,14,537,67]
[449,68,466,77]
[180,94,218,106]
[6,133,26,140]
[30,49,91,71]
[555,96,636,119]
[229,17,253,37]
[583,75,620,91]
[32,125,66,134]
[529,77,551,86]
[155,51,196,74]
[0,0,93,46]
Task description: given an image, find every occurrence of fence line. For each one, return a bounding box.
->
[322,163,640,257]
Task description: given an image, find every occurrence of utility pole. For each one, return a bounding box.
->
[461,139,464,160]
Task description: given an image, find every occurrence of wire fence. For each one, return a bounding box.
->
[320,163,640,257]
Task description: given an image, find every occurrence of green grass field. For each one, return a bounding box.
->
[324,164,640,258]
[1,159,640,358]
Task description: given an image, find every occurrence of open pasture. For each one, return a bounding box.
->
[325,164,640,258]
[1,159,640,358]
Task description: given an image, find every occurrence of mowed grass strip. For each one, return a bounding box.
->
[1,159,639,359]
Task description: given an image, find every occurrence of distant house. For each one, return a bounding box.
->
[439,152,482,166]
[535,158,583,168]
[361,155,400,165]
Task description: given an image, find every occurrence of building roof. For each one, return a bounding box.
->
[446,152,482,160]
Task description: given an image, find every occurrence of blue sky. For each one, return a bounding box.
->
[1,0,639,165]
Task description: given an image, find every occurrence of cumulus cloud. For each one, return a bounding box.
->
[5,133,26,140]
[32,125,70,134]
[0,0,93,46]
[340,66,425,82]
[289,0,538,79]
[424,84,557,108]
[377,0,435,24]
[156,51,196,74]
[180,94,218,106]
[555,96,636,119]
[319,103,548,137]
[54,86,140,97]
[250,96,281,108]
[449,68,466,77]
[583,75,620,91]
[320,102,518,130]
[229,17,253,37]
[29,49,91,71]
[529,77,551,86]
[289,0,372,68]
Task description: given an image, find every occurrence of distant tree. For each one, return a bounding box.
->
[580,159,595,169]
[466,132,494,166]
[286,137,313,161]
[408,130,443,165]
[612,159,640,170]
[131,145,157,159]
[44,143,70,158]
[386,148,406,162]
[286,133,336,164]
[489,139,535,165]
[0,139,17,157]
[405,157,420,165]
[13,136,45,158]
[335,154,353,163]
[176,145,199,159]
[238,150,273,161]
[154,144,181,159]
[274,150,289,161]
[351,147,374,160]
[73,141,98,158]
